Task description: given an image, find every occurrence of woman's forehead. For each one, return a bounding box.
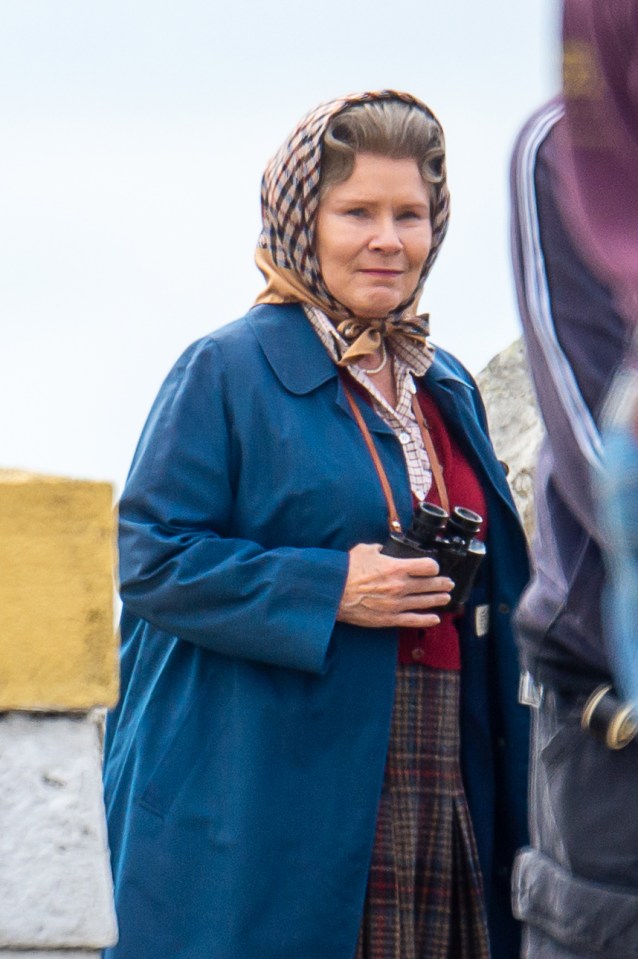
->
[319,155,431,205]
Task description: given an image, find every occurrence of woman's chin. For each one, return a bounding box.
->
[346,294,405,320]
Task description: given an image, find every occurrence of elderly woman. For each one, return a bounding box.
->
[103,90,529,959]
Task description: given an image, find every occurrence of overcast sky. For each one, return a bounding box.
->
[1,0,559,495]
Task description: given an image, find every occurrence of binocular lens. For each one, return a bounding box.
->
[448,506,483,538]
[411,502,448,542]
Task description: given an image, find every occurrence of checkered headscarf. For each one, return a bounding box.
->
[256,90,450,323]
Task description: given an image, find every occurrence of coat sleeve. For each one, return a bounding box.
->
[118,336,350,674]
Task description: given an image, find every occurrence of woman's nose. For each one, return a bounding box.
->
[369,215,402,252]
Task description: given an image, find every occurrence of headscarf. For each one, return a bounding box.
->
[255,90,450,363]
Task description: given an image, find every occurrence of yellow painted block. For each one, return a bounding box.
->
[0,470,119,710]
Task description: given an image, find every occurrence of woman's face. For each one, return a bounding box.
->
[315,153,433,319]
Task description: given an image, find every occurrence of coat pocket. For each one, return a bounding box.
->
[138,683,215,819]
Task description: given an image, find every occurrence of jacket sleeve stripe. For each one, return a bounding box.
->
[512,101,604,475]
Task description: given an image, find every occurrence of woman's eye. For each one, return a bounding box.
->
[398,210,422,220]
[344,207,368,217]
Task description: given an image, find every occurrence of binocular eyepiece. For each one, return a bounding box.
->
[382,501,486,611]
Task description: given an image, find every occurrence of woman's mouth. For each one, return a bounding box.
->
[359,269,403,276]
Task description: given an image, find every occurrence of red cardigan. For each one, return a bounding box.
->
[398,387,487,669]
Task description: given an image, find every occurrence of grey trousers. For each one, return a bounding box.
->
[512,689,638,959]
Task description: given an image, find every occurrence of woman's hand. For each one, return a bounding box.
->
[336,542,453,629]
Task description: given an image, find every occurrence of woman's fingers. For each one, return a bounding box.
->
[403,575,453,595]
[336,542,455,628]
[393,611,443,629]
[395,589,452,611]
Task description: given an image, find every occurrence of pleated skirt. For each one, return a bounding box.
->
[355,665,490,959]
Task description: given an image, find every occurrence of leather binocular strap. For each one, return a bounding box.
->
[341,378,403,534]
[410,393,450,515]
[340,375,450,535]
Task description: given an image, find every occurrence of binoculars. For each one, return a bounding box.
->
[382,501,486,611]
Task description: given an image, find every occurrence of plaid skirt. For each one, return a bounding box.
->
[355,665,490,959]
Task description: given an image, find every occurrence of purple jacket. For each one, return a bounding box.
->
[510,102,631,693]
[559,0,638,309]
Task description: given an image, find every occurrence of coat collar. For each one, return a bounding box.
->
[247,303,523,529]
[246,302,396,437]
[247,303,337,395]
[426,347,476,392]
[247,303,472,397]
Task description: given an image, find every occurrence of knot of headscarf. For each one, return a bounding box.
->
[336,313,431,366]
[254,89,450,357]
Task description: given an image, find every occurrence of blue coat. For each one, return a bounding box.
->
[103,303,530,959]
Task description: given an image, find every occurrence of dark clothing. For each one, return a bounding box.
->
[511,103,638,958]
[103,303,529,959]
[560,0,638,709]
[560,0,638,306]
[514,694,638,959]
[510,101,629,695]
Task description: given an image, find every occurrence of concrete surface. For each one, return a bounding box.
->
[0,712,117,950]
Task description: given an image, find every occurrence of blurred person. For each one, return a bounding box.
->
[558,0,638,310]
[510,4,638,944]
[102,90,530,959]
[559,0,638,708]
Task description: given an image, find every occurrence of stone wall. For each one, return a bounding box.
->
[476,338,544,538]
[0,470,118,958]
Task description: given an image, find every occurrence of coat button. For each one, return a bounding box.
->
[499,460,510,476]
[411,647,425,662]
[498,602,510,615]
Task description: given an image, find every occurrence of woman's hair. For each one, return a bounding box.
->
[319,99,445,200]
